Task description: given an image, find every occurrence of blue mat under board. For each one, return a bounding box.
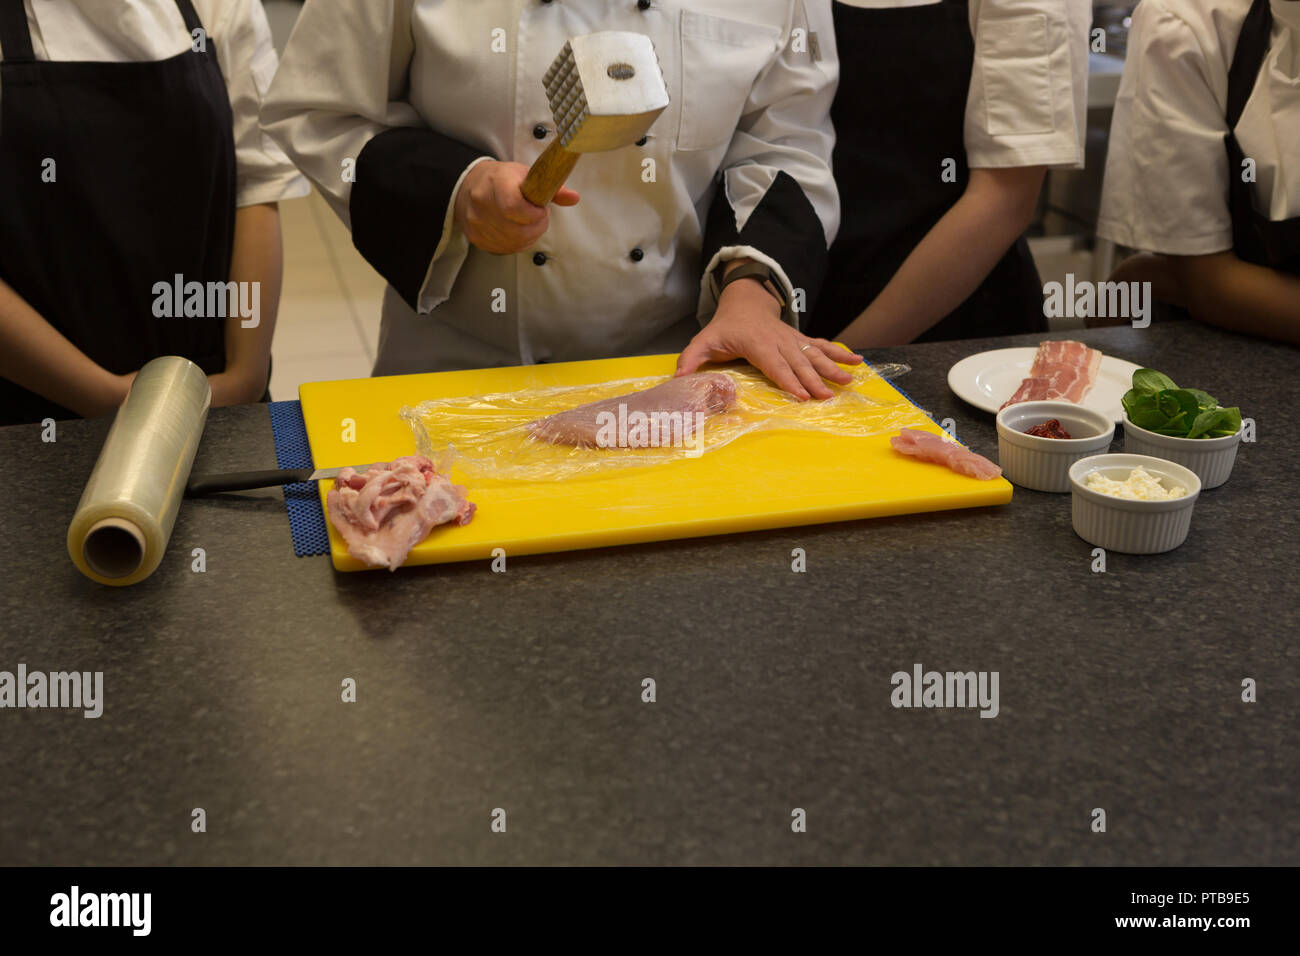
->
[268,401,330,557]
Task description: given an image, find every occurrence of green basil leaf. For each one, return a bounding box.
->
[1133,368,1178,394]
[1163,391,1204,434]
[1128,402,1168,431]
[1219,406,1242,432]
[1187,408,1225,439]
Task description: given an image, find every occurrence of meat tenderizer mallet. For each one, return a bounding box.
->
[521,32,670,207]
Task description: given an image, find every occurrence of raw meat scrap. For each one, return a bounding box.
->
[326,455,475,571]
[999,340,1102,410]
[890,428,1002,480]
[528,372,737,448]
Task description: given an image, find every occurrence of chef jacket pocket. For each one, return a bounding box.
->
[977,14,1055,137]
[677,11,782,152]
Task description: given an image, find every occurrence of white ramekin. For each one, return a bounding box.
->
[1122,415,1243,489]
[996,401,1116,492]
[1068,454,1202,554]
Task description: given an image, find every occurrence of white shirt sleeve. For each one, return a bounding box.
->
[259,0,424,227]
[259,1,481,311]
[964,0,1089,169]
[204,0,309,208]
[1096,0,1234,255]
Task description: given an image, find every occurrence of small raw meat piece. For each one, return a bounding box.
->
[999,340,1102,409]
[890,428,1002,480]
[326,455,475,571]
[528,372,737,448]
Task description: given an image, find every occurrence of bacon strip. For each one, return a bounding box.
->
[999,340,1102,410]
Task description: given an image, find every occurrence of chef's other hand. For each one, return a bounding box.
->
[454,160,580,255]
[676,279,863,401]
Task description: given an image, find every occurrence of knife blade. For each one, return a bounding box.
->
[185,463,381,498]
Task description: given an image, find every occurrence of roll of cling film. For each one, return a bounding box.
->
[66,356,211,586]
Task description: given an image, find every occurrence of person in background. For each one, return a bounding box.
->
[0,0,308,426]
[1098,0,1300,344]
[261,1,858,401]
[811,0,1090,348]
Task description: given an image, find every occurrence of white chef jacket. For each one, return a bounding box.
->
[0,0,308,209]
[836,0,1089,169]
[261,0,840,376]
[1098,0,1300,255]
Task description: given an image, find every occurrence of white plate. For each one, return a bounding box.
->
[947,347,1141,422]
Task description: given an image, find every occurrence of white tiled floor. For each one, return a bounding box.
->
[269,189,386,401]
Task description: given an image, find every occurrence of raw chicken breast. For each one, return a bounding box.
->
[528,372,737,448]
[890,428,1002,480]
[1000,340,1102,410]
[326,455,475,571]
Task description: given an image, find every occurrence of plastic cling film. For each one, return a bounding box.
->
[67,357,212,586]
[400,363,929,483]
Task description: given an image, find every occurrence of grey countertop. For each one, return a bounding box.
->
[2,322,1296,866]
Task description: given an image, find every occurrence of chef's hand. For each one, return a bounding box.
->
[454,160,580,255]
[676,274,863,401]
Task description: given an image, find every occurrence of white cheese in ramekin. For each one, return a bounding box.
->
[1084,466,1186,501]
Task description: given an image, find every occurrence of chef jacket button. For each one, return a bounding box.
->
[533,252,548,266]
[636,135,647,147]
[629,248,644,262]
[637,0,652,9]
[533,124,548,139]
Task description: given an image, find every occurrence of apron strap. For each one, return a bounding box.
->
[1225,0,1272,130]
[0,0,36,63]
[172,0,205,39]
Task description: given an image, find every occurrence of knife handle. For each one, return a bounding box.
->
[521,137,581,207]
[185,468,316,497]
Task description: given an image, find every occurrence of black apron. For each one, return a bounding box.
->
[810,0,1046,343]
[1225,0,1300,275]
[0,0,236,425]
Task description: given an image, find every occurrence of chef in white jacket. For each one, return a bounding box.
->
[1098,0,1300,343]
[261,0,858,400]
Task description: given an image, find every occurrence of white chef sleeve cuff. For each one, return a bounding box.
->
[1095,218,1234,258]
[698,246,800,330]
[236,173,311,209]
[416,156,492,314]
[350,127,491,314]
[698,170,831,331]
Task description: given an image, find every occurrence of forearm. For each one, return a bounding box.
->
[839,167,1045,348]
[1170,252,1300,345]
[217,203,283,404]
[0,278,122,417]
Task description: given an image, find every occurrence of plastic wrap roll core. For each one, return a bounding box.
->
[67,356,211,586]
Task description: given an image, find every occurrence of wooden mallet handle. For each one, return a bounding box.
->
[521,137,581,207]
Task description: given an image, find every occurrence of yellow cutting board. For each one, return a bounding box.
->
[298,354,1012,571]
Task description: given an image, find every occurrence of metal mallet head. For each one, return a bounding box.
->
[521,32,670,207]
